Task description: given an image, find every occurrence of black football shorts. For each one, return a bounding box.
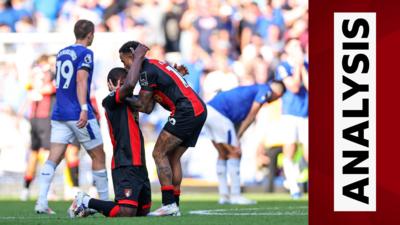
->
[163,108,207,147]
[112,166,152,211]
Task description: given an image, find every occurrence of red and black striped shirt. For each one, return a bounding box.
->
[102,89,145,169]
[139,59,205,117]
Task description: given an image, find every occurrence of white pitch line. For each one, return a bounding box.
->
[0,216,65,220]
[189,207,308,216]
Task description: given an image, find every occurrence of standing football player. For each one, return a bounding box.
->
[118,41,207,216]
[68,44,151,218]
[203,82,285,204]
[275,39,308,199]
[35,19,109,214]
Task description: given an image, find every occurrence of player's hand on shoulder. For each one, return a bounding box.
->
[130,43,149,59]
[76,110,88,129]
[173,63,189,76]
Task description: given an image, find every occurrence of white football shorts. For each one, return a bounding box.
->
[50,119,103,150]
[203,105,239,147]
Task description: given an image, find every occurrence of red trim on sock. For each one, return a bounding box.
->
[141,202,152,209]
[161,185,174,191]
[67,161,79,168]
[118,199,138,207]
[24,175,33,181]
[173,189,181,196]
[109,205,120,217]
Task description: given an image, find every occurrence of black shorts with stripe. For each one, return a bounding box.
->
[112,166,151,210]
[164,108,207,147]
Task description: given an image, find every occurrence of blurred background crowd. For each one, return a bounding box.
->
[0,0,308,198]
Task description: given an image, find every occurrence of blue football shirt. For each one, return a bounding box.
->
[275,60,308,118]
[52,44,95,121]
[208,84,272,124]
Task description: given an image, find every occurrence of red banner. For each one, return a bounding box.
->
[310,0,400,224]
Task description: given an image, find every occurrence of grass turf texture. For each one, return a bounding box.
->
[0,193,308,225]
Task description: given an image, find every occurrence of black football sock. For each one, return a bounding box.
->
[67,162,79,187]
[23,175,33,189]
[88,199,120,217]
[174,189,181,207]
[161,185,175,205]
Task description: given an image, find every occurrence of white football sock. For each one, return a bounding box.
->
[83,195,91,208]
[227,158,241,196]
[92,169,109,200]
[283,157,300,194]
[216,159,229,196]
[37,160,56,207]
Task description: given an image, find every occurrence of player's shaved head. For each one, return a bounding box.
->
[107,67,127,86]
[74,19,94,40]
[270,80,286,100]
[119,41,140,54]
[119,41,142,70]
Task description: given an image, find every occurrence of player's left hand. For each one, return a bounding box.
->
[173,63,189,76]
[77,110,88,128]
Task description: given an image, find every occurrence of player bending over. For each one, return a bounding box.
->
[118,41,207,216]
[69,44,151,217]
[35,20,108,214]
[203,81,285,204]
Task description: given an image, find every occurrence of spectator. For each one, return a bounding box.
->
[162,0,186,52]
[0,0,20,32]
[193,0,221,53]
[33,0,63,31]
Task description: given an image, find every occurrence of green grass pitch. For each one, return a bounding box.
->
[0,193,307,225]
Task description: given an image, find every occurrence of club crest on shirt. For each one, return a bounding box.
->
[139,72,148,86]
[169,117,176,126]
[124,188,132,198]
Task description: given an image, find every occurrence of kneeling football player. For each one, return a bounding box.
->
[68,44,151,217]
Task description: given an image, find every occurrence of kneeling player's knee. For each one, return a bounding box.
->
[118,206,137,217]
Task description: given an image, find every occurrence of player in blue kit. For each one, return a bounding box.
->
[35,20,109,214]
[203,81,285,204]
[275,38,308,199]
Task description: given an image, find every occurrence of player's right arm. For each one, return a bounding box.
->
[116,44,149,101]
[237,102,263,139]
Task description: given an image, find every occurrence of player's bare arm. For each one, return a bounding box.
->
[116,44,149,101]
[282,64,302,93]
[76,69,89,128]
[125,90,155,114]
[237,102,262,139]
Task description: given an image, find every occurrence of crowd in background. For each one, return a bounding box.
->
[0,0,308,191]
